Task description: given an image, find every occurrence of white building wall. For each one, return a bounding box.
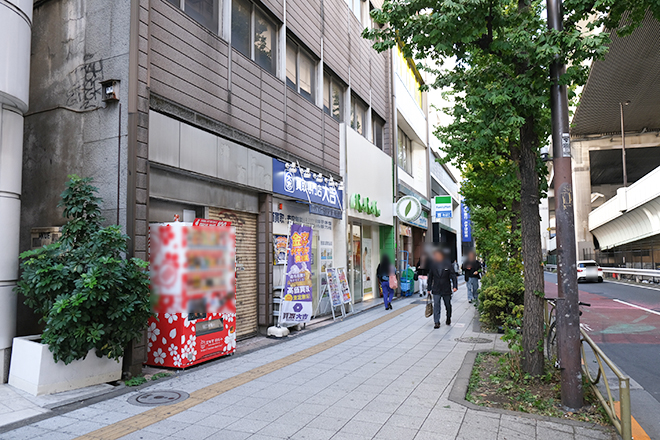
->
[0,0,33,382]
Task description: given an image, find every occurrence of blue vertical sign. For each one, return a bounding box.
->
[461,201,472,242]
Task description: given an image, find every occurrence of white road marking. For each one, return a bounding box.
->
[580,323,593,332]
[603,279,660,292]
[613,299,660,316]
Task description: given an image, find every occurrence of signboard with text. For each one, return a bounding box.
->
[461,202,472,242]
[326,268,343,308]
[432,196,453,221]
[272,159,343,211]
[280,223,314,325]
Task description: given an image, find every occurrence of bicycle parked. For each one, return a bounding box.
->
[545,298,591,366]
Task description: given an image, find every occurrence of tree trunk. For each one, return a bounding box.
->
[519,118,545,376]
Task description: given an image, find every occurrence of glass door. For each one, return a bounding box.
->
[362,226,373,300]
[349,222,363,303]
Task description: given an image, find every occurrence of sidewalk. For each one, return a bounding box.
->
[0,285,615,440]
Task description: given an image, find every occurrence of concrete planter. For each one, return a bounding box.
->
[8,335,122,396]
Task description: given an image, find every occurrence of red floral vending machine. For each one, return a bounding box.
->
[147,220,236,368]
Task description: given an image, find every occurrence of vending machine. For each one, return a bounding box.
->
[146,220,236,368]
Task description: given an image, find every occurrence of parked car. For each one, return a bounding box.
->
[577,260,603,283]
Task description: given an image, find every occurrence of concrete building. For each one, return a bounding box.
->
[0,0,33,382]
[11,0,397,379]
[568,12,660,266]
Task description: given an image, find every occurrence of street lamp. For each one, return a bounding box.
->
[620,100,630,187]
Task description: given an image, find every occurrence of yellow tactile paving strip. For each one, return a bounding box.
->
[77,304,418,440]
[614,401,651,440]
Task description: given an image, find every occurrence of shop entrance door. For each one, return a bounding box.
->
[348,222,363,303]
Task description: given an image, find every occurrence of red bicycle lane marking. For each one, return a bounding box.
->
[544,281,660,345]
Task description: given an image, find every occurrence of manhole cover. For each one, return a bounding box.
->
[128,390,189,406]
[455,337,493,344]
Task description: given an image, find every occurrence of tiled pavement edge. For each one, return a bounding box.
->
[1,285,616,440]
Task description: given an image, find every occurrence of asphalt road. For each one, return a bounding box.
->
[544,272,660,438]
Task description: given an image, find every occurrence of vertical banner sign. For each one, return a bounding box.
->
[326,268,343,307]
[281,224,314,325]
[461,201,472,242]
[337,268,352,304]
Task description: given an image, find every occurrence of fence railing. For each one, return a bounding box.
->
[601,267,660,277]
[580,328,632,440]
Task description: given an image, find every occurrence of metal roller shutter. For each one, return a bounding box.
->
[208,208,258,339]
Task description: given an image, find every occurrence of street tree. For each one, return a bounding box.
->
[365,0,659,375]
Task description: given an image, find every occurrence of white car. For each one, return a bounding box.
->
[577,260,603,283]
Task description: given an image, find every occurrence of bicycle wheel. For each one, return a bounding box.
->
[546,321,558,364]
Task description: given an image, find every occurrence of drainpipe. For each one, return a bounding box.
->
[0,0,34,382]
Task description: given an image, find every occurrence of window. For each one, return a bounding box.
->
[348,0,367,23]
[372,113,384,150]
[351,95,366,136]
[395,45,423,108]
[287,39,317,104]
[168,0,220,34]
[324,73,345,122]
[232,0,278,75]
[398,128,413,175]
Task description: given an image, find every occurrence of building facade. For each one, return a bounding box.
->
[9,0,398,379]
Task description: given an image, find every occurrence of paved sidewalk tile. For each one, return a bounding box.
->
[0,287,617,440]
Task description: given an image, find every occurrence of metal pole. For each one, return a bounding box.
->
[620,102,628,187]
[620,377,633,440]
[547,0,583,409]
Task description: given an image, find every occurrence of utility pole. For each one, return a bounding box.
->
[546,0,583,409]
[620,101,629,187]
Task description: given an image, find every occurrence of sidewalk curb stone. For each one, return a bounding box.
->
[449,350,617,438]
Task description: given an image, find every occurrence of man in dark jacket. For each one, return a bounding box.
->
[427,248,458,328]
[461,251,482,305]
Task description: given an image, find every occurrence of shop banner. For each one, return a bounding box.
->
[273,234,288,265]
[337,267,352,304]
[326,268,343,308]
[461,201,472,242]
[272,158,343,210]
[280,223,314,325]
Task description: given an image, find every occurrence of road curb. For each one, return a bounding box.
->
[449,350,617,437]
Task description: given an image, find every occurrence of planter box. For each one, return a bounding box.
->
[8,335,122,396]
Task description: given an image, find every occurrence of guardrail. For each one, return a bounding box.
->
[580,328,632,440]
[601,267,660,277]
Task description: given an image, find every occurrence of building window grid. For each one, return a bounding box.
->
[324,73,345,122]
[350,95,367,137]
[231,0,278,76]
[398,128,413,175]
[287,39,317,104]
[372,113,384,150]
[395,45,423,108]
[168,0,221,34]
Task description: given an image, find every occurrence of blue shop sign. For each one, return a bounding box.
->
[461,201,472,242]
[272,159,343,211]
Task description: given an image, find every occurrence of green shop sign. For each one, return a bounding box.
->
[349,194,381,217]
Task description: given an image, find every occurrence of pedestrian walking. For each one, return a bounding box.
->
[427,248,458,328]
[376,254,395,310]
[415,253,430,297]
[461,251,482,305]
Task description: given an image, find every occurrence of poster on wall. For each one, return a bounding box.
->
[326,268,343,308]
[273,234,288,265]
[280,224,314,326]
[362,238,373,296]
[337,268,352,304]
